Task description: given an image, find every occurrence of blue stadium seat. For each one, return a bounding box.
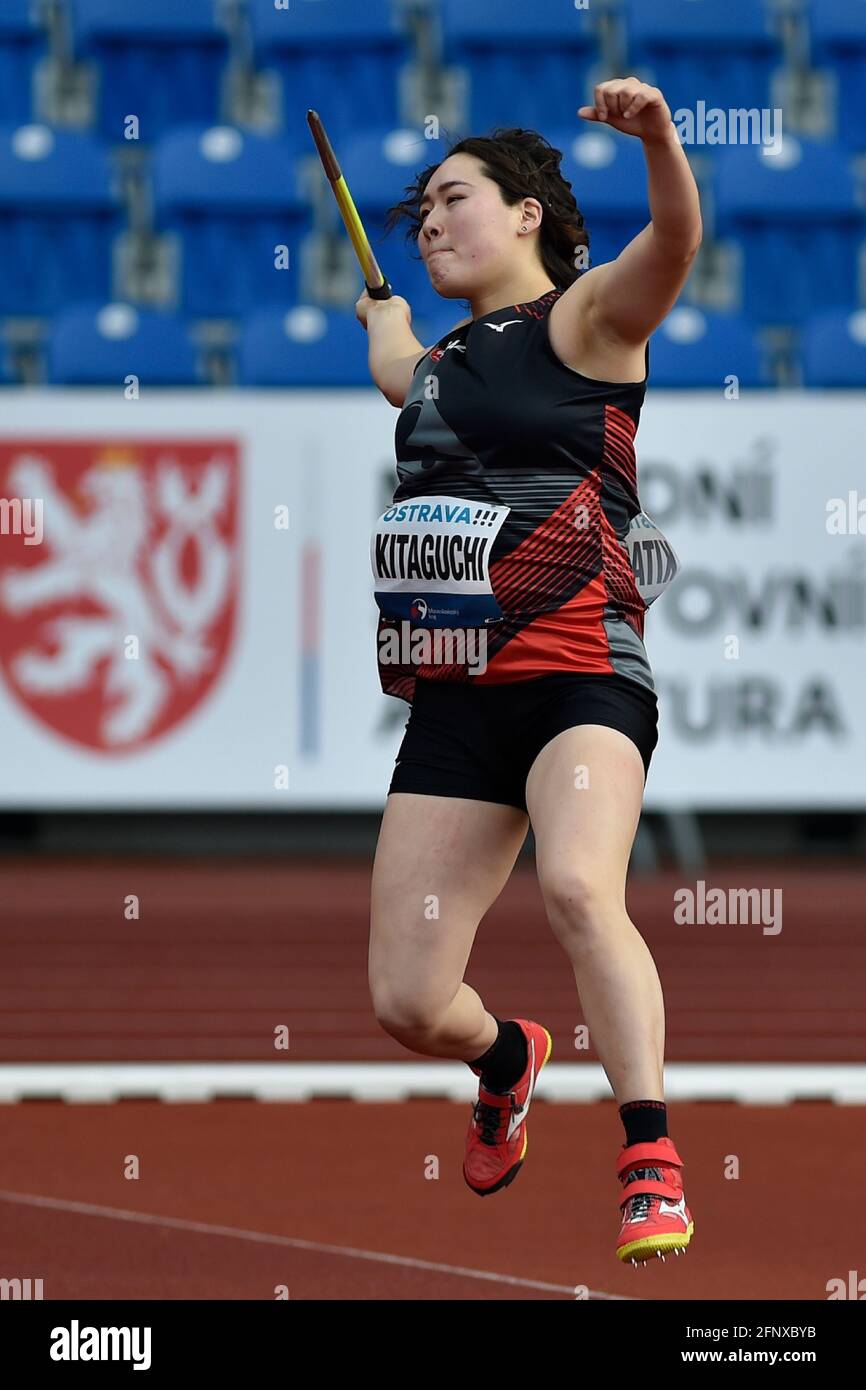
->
[551,127,650,269]
[47,301,202,385]
[68,0,228,142]
[0,343,18,384]
[648,306,768,388]
[714,137,863,324]
[152,125,308,316]
[440,0,597,132]
[0,0,45,126]
[237,305,370,386]
[0,124,119,315]
[802,308,866,386]
[339,126,450,213]
[624,0,779,117]
[248,0,407,144]
[810,0,866,151]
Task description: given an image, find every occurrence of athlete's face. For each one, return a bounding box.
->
[418,154,525,298]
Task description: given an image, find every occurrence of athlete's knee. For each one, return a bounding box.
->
[540,868,618,945]
[370,985,444,1040]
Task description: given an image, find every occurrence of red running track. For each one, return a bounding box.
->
[1,1098,863,1300]
[0,858,864,1063]
[0,856,864,1298]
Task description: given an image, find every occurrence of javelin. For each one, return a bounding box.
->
[306,109,392,300]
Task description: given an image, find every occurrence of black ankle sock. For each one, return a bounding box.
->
[467,1017,528,1093]
[620,1099,668,1147]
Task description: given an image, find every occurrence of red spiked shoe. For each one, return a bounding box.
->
[616,1136,695,1264]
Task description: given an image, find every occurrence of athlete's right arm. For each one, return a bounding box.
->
[356,290,428,407]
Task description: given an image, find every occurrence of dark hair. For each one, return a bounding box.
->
[383,127,591,292]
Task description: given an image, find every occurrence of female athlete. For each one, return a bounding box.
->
[356,78,702,1266]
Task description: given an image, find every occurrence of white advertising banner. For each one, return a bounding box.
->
[637,392,864,808]
[0,390,862,810]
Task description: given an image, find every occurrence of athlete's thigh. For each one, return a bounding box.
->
[369,792,528,1005]
[525,724,646,912]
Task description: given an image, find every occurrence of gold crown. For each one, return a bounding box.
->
[93,450,138,469]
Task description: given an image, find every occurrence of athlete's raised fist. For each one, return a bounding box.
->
[578,78,673,142]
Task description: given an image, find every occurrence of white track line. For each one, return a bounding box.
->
[0,1189,630,1300]
[0,1062,865,1104]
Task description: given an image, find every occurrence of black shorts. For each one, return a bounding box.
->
[388,672,659,813]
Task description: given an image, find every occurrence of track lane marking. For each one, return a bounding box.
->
[0,1188,632,1299]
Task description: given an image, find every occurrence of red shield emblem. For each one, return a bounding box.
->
[0,443,240,751]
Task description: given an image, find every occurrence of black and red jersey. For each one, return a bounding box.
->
[376,285,654,703]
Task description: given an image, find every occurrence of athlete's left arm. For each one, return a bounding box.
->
[566,79,703,348]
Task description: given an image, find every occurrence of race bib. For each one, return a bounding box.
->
[371,495,510,627]
[626,510,680,605]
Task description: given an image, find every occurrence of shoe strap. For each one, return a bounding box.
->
[617,1139,682,1177]
[619,1177,681,1206]
[476,1083,515,1107]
